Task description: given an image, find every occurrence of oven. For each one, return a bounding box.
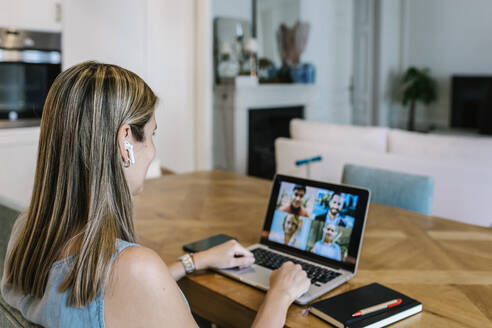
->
[0,28,61,123]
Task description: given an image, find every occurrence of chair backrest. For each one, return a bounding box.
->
[342,164,434,215]
[0,204,39,328]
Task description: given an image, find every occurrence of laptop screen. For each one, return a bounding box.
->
[261,175,370,273]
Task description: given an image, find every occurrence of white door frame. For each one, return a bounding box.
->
[352,0,376,126]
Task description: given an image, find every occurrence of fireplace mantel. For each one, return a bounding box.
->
[213,83,317,175]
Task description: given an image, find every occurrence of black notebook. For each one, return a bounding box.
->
[309,283,422,328]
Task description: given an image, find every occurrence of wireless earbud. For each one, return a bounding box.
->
[124,140,135,165]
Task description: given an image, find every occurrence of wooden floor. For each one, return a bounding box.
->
[134,171,492,328]
[160,167,175,176]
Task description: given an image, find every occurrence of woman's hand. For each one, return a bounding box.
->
[251,261,311,327]
[268,261,310,305]
[193,240,255,270]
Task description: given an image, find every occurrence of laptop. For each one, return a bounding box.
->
[218,174,370,305]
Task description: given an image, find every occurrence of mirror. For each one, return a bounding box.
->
[255,0,301,67]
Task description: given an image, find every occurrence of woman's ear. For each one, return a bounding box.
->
[117,124,132,164]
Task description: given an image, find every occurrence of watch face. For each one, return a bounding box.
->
[180,254,195,273]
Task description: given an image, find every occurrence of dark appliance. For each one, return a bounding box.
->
[0,28,61,122]
[248,106,304,179]
[451,76,492,135]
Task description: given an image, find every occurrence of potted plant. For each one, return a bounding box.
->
[400,67,438,131]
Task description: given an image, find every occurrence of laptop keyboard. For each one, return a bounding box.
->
[251,248,341,284]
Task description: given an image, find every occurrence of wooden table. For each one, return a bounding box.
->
[134,171,492,328]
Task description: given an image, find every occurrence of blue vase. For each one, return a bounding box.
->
[303,63,316,84]
[290,63,316,83]
[290,64,304,83]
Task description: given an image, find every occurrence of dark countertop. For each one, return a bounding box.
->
[0,119,41,129]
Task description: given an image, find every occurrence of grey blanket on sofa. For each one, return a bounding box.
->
[0,204,38,328]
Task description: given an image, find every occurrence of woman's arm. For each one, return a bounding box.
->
[252,291,291,328]
[104,246,198,328]
[167,261,187,281]
[167,251,211,281]
[168,240,310,327]
[105,243,309,328]
[252,262,310,327]
[168,240,255,281]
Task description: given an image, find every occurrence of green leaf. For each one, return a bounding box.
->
[399,66,437,107]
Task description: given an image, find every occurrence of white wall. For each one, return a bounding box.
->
[146,0,196,172]
[300,0,353,124]
[63,0,197,173]
[195,0,214,170]
[394,0,492,129]
[62,0,148,79]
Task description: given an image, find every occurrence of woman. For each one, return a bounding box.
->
[0,62,310,327]
[269,214,302,248]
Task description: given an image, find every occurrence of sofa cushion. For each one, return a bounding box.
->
[290,119,388,153]
[0,204,19,281]
[0,301,29,328]
[388,129,492,164]
[0,203,39,328]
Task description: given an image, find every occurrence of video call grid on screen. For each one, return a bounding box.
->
[261,175,369,272]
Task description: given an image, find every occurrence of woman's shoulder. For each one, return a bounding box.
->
[104,245,192,327]
[106,245,175,304]
[110,245,171,285]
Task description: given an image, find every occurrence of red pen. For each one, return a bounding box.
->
[352,298,402,317]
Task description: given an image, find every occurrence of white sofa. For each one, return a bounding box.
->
[275,119,492,227]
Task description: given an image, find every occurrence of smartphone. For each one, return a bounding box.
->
[182,234,237,253]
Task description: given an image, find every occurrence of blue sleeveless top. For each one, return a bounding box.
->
[1,233,189,327]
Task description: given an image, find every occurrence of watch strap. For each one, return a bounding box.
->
[179,253,196,274]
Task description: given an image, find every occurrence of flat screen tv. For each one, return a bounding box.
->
[451,76,492,135]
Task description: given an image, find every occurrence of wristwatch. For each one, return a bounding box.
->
[178,253,196,274]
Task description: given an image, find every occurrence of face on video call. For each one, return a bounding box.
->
[323,224,337,243]
[283,215,299,234]
[278,184,310,217]
[329,194,343,217]
[291,188,305,209]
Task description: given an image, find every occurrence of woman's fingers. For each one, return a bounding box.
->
[269,261,311,303]
[230,241,255,267]
[202,239,256,269]
[231,254,255,268]
[232,241,254,257]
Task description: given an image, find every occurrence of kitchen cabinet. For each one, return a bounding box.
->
[0,1,12,30]
[0,127,40,209]
[0,0,61,32]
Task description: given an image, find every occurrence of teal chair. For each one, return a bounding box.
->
[342,164,434,215]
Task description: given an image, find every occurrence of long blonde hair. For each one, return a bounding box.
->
[5,61,157,306]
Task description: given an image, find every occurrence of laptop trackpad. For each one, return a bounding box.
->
[223,264,271,289]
